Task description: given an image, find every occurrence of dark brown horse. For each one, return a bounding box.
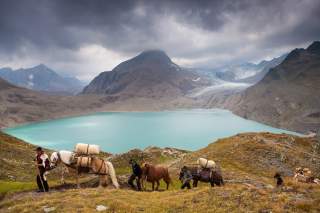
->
[141,163,171,191]
[179,166,224,188]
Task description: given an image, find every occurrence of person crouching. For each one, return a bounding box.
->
[35,147,50,192]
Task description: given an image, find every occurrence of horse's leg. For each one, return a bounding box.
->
[193,179,198,188]
[60,166,65,184]
[187,182,191,189]
[98,175,103,188]
[99,175,107,188]
[155,180,160,191]
[76,168,80,189]
[142,177,147,191]
[137,177,142,191]
[166,180,169,190]
[210,179,214,187]
[141,178,144,190]
[152,181,155,191]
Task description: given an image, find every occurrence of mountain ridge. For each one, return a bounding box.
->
[0,64,84,94]
[82,50,210,97]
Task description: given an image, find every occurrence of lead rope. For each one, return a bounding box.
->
[86,144,90,155]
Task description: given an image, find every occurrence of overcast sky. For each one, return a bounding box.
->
[0,0,319,81]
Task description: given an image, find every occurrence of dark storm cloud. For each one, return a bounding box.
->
[0,0,319,80]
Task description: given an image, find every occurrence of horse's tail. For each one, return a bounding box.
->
[220,175,225,186]
[105,161,120,189]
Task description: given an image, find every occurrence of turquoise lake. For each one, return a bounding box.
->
[4,109,299,154]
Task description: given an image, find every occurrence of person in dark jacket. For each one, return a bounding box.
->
[35,147,50,192]
[128,159,142,191]
[274,172,284,187]
[179,166,193,189]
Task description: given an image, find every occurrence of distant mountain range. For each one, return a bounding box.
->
[194,53,287,84]
[1,42,319,133]
[82,50,210,98]
[0,76,116,128]
[0,64,85,94]
[229,41,320,133]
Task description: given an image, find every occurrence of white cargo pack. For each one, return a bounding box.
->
[197,158,216,169]
[75,143,100,155]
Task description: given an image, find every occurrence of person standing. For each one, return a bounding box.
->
[128,159,142,191]
[35,147,50,192]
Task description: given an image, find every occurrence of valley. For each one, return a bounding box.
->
[1,41,319,134]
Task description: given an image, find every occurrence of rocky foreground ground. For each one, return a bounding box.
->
[0,131,320,212]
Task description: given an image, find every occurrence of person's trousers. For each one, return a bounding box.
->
[128,174,141,191]
[37,167,49,192]
[181,181,191,189]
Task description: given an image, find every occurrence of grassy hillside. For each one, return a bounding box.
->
[1,132,320,212]
[179,132,320,180]
[0,131,47,182]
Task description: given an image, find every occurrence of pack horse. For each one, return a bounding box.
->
[50,143,119,189]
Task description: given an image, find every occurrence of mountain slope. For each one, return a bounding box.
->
[231,41,320,133]
[82,50,210,98]
[0,77,118,128]
[0,64,84,94]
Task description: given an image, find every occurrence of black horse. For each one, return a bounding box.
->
[179,166,224,188]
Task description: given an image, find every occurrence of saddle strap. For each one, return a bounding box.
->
[57,151,61,162]
[96,159,105,174]
[205,159,208,168]
[79,156,83,167]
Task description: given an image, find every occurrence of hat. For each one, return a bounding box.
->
[35,147,43,151]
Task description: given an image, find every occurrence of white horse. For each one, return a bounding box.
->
[50,150,119,189]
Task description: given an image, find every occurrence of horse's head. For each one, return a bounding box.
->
[50,152,60,168]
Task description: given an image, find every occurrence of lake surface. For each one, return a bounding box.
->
[4,109,299,153]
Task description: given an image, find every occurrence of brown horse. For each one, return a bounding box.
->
[141,163,171,191]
